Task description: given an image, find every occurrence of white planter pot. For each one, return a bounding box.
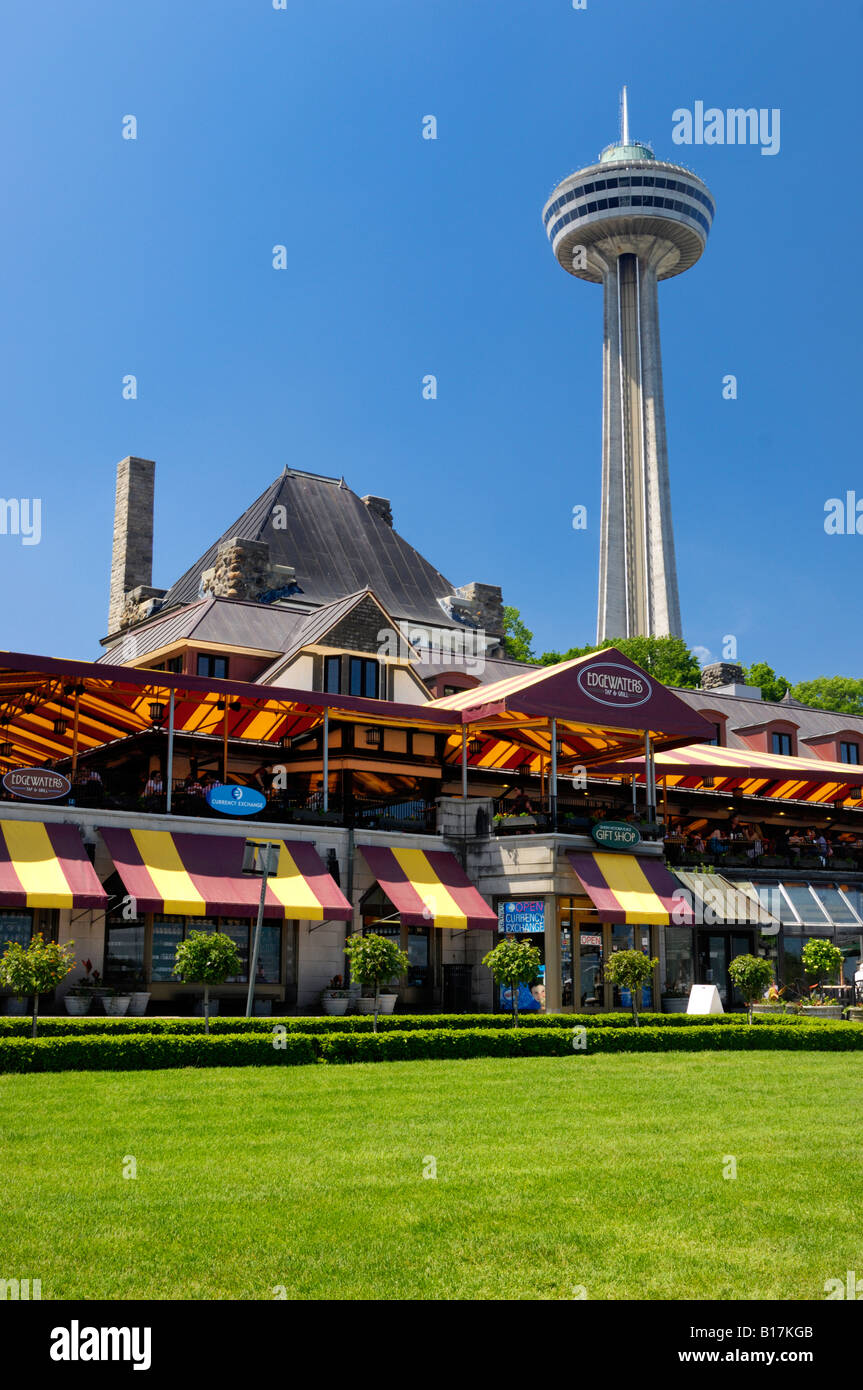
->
[356,998,378,1014]
[127,992,151,1016]
[102,995,131,1016]
[322,995,350,1016]
[5,997,27,1016]
[64,995,91,1016]
[378,994,398,1015]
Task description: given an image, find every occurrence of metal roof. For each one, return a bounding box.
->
[159,470,460,627]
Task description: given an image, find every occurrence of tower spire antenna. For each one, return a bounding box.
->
[621,85,629,146]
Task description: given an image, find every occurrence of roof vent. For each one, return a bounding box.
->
[362,495,393,527]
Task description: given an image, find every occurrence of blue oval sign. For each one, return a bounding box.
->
[205,783,267,817]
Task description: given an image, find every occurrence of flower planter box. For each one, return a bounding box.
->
[496,815,538,831]
[847,1007,863,1023]
[751,1004,787,1017]
[793,1005,844,1020]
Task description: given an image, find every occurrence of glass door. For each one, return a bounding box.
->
[697,931,753,1008]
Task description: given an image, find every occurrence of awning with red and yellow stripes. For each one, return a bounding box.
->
[591,742,863,807]
[359,845,497,930]
[566,850,692,925]
[0,820,107,909]
[100,828,351,920]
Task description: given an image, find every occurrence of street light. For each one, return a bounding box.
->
[241,840,281,1019]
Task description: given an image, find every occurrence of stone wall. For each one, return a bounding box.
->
[454,581,504,641]
[700,661,745,690]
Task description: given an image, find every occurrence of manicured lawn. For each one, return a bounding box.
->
[1,1053,861,1300]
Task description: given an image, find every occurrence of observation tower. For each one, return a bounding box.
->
[543,89,715,641]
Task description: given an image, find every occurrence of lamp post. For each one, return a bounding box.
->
[242,839,280,1018]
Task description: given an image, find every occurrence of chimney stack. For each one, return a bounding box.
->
[107,456,157,635]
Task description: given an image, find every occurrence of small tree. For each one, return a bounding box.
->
[174,930,242,1034]
[344,933,409,1033]
[802,938,843,1004]
[728,953,774,1024]
[0,933,76,1038]
[482,939,542,1027]
[603,949,659,1027]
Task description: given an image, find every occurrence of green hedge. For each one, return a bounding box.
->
[0,1021,860,1072]
[0,1032,316,1073]
[0,1010,835,1039]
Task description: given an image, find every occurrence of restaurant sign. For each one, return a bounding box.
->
[577,661,651,709]
[205,783,267,817]
[592,821,641,850]
[498,899,545,934]
[2,768,71,801]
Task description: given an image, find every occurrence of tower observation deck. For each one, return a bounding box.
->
[543,88,715,641]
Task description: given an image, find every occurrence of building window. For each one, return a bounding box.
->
[150,915,283,984]
[323,656,341,694]
[707,723,722,747]
[443,685,458,696]
[0,909,33,950]
[197,654,228,680]
[771,732,793,756]
[840,741,859,765]
[349,657,380,699]
[151,656,183,674]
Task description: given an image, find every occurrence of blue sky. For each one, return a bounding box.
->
[0,0,858,682]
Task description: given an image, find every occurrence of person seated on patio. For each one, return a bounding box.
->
[690,830,705,854]
[511,790,534,815]
[142,769,164,808]
[744,824,763,857]
[814,830,832,866]
[706,826,726,855]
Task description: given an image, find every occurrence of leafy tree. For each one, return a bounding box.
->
[482,938,542,1027]
[0,933,76,1038]
[801,938,843,1003]
[743,662,791,703]
[540,635,702,689]
[174,930,243,1034]
[603,949,659,1027]
[344,932,409,1033]
[727,953,774,1025]
[790,676,863,715]
[502,606,535,662]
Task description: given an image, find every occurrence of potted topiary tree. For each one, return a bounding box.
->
[343,933,409,1033]
[0,932,76,1038]
[174,930,242,1035]
[604,949,660,1027]
[800,938,844,1018]
[482,938,543,1027]
[727,953,775,1024]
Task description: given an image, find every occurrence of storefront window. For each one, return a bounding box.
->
[610,924,653,1009]
[0,909,33,950]
[837,929,862,988]
[665,927,694,996]
[104,922,145,986]
[152,915,186,981]
[221,919,250,984]
[257,925,282,985]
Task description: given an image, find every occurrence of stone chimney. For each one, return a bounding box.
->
[455,582,504,641]
[700,661,744,691]
[108,456,164,635]
[200,537,296,602]
[362,495,393,527]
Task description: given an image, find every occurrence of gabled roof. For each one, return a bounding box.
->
[159,469,460,627]
[99,597,314,664]
[257,589,410,683]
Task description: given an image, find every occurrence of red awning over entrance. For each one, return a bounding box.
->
[359,845,497,930]
[566,849,693,925]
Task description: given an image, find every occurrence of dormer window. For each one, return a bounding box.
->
[771,732,792,756]
[840,741,860,765]
[349,657,380,699]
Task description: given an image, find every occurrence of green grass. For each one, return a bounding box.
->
[2,1054,861,1299]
